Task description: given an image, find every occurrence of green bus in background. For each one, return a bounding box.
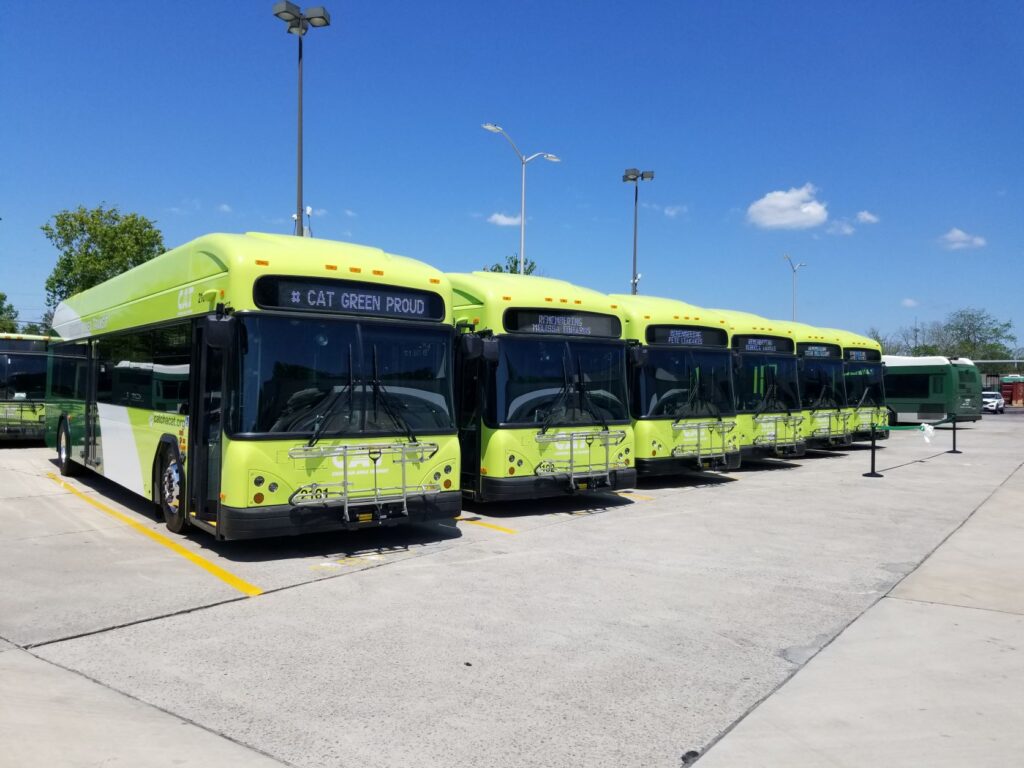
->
[715,310,805,458]
[449,271,636,501]
[611,295,740,473]
[47,233,461,539]
[882,355,982,425]
[1,333,50,440]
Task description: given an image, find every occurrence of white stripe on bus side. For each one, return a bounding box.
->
[96,403,146,497]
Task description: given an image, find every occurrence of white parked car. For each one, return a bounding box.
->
[982,391,1005,414]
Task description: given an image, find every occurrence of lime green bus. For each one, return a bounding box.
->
[788,323,853,449]
[610,295,740,473]
[449,272,636,501]
[1,333,50,440]
[46,233,461,539]
[881,355,982,425]
[716,310,805,458]
[820,328,888,442]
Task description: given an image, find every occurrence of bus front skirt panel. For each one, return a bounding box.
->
[216,490,462,540]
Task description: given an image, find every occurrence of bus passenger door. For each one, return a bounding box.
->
[84,341,101,468]
[187,316,231,526]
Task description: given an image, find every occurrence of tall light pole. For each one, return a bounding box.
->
[482,123,560,274]
[272,2,331,237]
[784,254,807,321]
[623,168,654,294]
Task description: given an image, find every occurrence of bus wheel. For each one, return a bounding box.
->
[159,448,188,534]
[887,408,898,427]
[57,420,81,477]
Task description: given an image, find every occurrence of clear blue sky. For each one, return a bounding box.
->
[2,1,1021,338]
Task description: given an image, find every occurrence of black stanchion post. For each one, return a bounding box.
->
[863,424,883,478]
[949,418,961,454]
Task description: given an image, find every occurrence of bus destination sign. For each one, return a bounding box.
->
[254,277,445,321]
[846,348,881,362]
[504,309,621,338]
[646,325,728,348]
[733,335,794,354]
[797,342,841,359]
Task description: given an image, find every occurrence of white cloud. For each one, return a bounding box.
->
[217,203,232,213]
[747,183,828,229]
[856,210,879,224]
[344,209,357,218]
[167,198,201,215]
[641,202,688,219]
[901,298,919,308]
[827,219,855,236]
[313,208,328,217]
[487,212,521,227]
[940,227,986,250]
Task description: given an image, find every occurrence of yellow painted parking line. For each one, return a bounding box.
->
[47,473,263,597]
[455,516,519,535]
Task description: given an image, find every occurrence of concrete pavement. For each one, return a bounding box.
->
[1,414,1022,767]
[697,449,1024,767]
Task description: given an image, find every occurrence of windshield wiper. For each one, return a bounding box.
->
[371,344,417,442]
[308,344,356,447]
[576,353,609,431]
[540,351,574,434]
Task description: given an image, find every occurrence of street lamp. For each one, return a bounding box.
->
[272,2,331,237]
[784,254,807,321]
[623,168,654,295]
[482,122,560,274]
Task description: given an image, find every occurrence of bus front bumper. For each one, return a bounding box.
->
[215,490,462,540]
[741,442,807,459]
[0,424,45,439]
[636,451,741,475]
[852,428,889,442]
[477,468,637,502]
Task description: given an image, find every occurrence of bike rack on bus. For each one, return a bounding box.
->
[752,414,805,454]
[533,429,628,490]
[286,441,441,523]
[670,419,736,462]
[809,410,853,445]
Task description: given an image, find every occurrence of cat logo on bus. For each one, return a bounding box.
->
[177,287,195,312]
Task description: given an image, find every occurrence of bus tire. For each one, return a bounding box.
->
[887,408,898,427]
[158,446,188,534]
[57,419,81,477]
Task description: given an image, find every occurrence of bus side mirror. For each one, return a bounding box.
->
[629,346,649,367]
[459,333,483,360]
[204,316,235,349]
[481,338,500,363]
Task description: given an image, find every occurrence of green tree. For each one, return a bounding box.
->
[939,308,1015,360]
[41,204,165,309]
[0,292,18,333]
[485,253,537,275]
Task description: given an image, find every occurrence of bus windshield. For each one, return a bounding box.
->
[1,353,47,401]
[636,348,735,419]
[845,362,884,407]
[801,358,847,410]
[237,315,454,437]
[492,337,629,427]
[734,354,800,413]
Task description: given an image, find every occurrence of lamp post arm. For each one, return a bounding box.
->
[495,129,525,162]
